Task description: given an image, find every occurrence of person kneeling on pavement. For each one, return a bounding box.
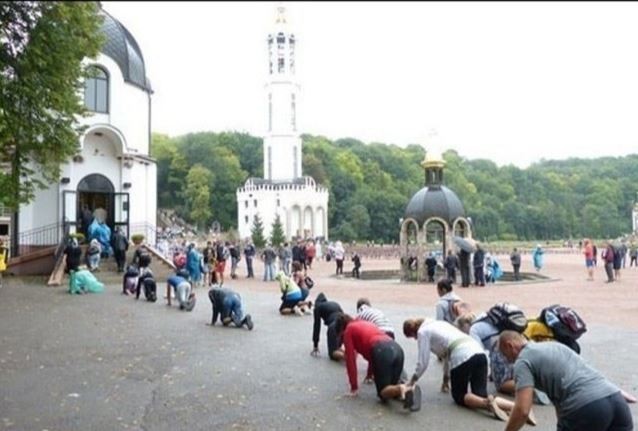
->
[166,270,196,311]
[275,271,311,315]
[208,285,253,330]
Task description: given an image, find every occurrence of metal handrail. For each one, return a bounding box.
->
[15,221,65,257]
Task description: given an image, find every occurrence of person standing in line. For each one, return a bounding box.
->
[510,248,521,281]
[262,244,277,282]
[499,330,635,431]
[111,228,129,273]
[444,250,459,284]
[243,241,255,278]
[214,241,228,286]
[186,243,202,288]
[202,241,215,286]
[277,243,287,275]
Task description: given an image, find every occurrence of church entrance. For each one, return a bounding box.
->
[61,174,129,238]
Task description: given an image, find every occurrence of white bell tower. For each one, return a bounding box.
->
[263,6,302,181]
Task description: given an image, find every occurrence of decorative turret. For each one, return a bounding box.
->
[421,150,446,188]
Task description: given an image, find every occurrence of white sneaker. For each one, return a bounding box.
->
[293,306,303,316]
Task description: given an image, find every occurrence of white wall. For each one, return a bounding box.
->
[236,180,329,241]
[80,53,150,155]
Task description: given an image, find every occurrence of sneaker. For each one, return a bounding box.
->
[244,314,254,330]
[487,395,509,422]
[526,409,537,426]
[293,306,303,316]
[407,384,422,412]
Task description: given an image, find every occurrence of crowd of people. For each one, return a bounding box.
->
[308,277,636,430]
[56,216,636,429]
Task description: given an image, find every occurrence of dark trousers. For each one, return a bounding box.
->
[336,259,343,275]
[474,266,485,286]
[604,262,615,282]
[352,266,360,278]
[512,264,521,281]
[631,256,637,267]
[114,250,126,272]
[460,265,470,287]
[446,269,456,284]
[246,257,254,278]
[427,269,435,282]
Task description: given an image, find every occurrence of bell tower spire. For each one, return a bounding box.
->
[263,3,301,181]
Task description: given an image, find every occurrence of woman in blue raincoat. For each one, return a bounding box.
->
[186,243,202,288]
[532,244,544,271]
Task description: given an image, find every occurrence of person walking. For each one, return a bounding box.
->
[425,252,438,283]
[229,242,240,279]
[629,242,638,267]
[499,330,635,431]
[510,248,521,281]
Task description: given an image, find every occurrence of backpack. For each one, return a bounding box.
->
[540,304,587,341]
[482,303,528,333]
[143,278,157,302]
[216,244,226,261]
[174,253,186,268]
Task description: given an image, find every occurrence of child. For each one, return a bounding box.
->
[352,253,361,279]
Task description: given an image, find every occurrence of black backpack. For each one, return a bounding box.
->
[482,303,528,333]
[143,278,157,302]
[216,244,226,261]
[540,304,587,341]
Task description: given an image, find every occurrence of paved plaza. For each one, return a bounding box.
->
[0,251,637,430]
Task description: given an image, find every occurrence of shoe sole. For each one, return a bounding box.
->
[410,385,422,412]
[490,400,509,422]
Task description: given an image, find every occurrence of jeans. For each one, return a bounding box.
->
[222,293,244,326]
[175,281,191,307]
[87,254,100,270]
[231,257,239,276]
[604,262,614,282]
[284,258,291,276]
[263,262,276,281]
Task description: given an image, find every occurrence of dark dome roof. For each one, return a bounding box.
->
[404,186,465,225]
[100,10,152,93]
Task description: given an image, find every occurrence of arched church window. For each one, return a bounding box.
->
[84,65,109,113]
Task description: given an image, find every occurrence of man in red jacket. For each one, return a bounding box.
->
[335,313,421,411]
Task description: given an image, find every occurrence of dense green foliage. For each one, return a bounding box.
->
[0,1,104,209]
[269,214,285,247]
[153,131,637,242]
[250,213,266,248]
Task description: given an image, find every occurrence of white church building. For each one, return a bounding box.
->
[15,7,157,256]
[236,7,329,241]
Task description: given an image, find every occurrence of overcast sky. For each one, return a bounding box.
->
[102,1,638,167]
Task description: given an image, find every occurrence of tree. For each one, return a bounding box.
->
[185,164,213,229]
[270,213,286,246]
[251,214,266,248]
[0,2,104,209]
